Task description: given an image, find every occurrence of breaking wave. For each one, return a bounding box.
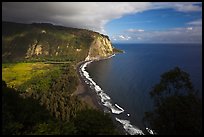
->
[115,117,144,135]
[80,59,124,114]
[79,56,155,135]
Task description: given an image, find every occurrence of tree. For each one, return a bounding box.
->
[144,67,202,135]
[74,109,118,135]
[2,80,55,135]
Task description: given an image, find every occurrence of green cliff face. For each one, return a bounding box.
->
[2,21,115,63]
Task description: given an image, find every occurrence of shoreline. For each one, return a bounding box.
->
[73,54,127,135]
[74,53,154,135]
[73,53,117,110]
[74,60,104,110]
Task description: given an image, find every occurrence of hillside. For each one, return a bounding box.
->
[2,21,121,135]
[2,21,117,63]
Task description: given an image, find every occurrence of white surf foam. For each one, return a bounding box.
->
[146,127,156,135]
[115,117,144,135]
[80,59,145,135]
[115,103,124,111]
[107,54,116,59]
[80,58,125,115]
[102,101,124,114]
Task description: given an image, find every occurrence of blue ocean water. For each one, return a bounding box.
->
[86,43,202,134]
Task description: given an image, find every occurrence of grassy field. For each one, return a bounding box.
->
[2,62,56,89]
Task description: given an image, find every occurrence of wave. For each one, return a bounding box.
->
[115,117,144,135]
[80,59,124,115]
[107,54,116,59]
[115,103,124,111]
[146,127,156,135]
[79,57,151,135]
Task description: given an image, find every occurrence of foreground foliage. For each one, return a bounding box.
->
[144,67,202,135]
[2,62,118,135]
[2,80,117,135]
[74,109,118,135]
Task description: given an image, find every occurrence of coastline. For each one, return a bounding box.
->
[74,60,104,110]
[74,54,128,135]
[73,53,117,110]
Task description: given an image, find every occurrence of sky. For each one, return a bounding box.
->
[2,2,202,43]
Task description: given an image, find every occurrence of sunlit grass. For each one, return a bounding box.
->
[2,62,54,89]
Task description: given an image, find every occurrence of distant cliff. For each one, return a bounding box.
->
[2,21,117,62]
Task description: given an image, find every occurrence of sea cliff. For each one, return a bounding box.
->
[2,21,121,135]
[85,35,114,61]
[2,21,116,63]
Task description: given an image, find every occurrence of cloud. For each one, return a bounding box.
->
[127,29,145,32]
[186,27,193,30]
[137,37,142,40]
[113,25,202,43]
[172,3,202,12]
[117,35,131,41]
[150,2,202,12]
[188,19,202,26]
[112,35,132,41]
[2,2,152,33]
[2,2,202,33]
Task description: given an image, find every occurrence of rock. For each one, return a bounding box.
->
[85,35,114,61]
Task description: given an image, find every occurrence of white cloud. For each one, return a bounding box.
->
[2,2,202,33]
[173,3,202,12]
[150,2,202,12]
[138,29,145,32]
[188,19,202,26]
[116,25,202,43]
[119,35,125,39]
[2,2,152,33]
[127,29,145,32]
[118,35,131,40]
[186,27,193,30]
[137,37,142,40]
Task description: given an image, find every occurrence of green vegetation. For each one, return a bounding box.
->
[2,21,121,135]
[2,62,118,135]
[2,62,83,121]
[2,81,117,135]
[113,47,124,53]
[2,62,54,88]
[74,109,118,135]
[144,67,202,135]
[2,81,55,135]
[2,21,96,63]
[2,21,121,63]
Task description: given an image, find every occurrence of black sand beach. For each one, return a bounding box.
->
[74,59,127,135]
[74,61,103,110]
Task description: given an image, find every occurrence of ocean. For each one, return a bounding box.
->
[80,43,202,135]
